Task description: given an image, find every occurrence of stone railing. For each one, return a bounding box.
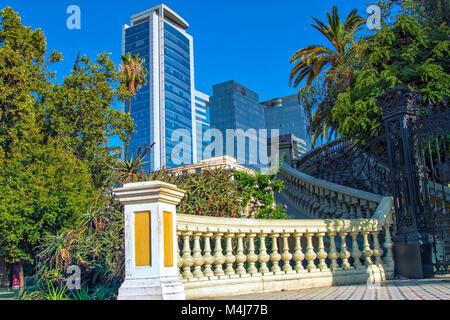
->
[177,196,394,299]
[292,137,392,196]
[292,138,354,175]
[113,181,394,300]
[279,163,383,219]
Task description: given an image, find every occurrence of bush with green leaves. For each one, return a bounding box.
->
[22,196,124,300]
[332,14,449,138]
[148,168,287,219]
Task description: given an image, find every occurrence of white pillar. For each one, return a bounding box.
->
[113,181,186,300]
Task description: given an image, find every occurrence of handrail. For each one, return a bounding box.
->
[279,163,385,219]
[281,163,383,203]
[176,210,395,299]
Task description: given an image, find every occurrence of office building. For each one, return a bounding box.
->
[209,80,267,169]
[194,90,211,161]
[262,95,311,155]
[122,4,196,171]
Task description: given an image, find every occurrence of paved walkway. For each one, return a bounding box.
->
[211,277,450,300]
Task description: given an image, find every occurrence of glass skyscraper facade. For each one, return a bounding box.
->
[163,22,194,168]
[262,95,311,154]
[122,4,196,171]
[209,81,266,169]
[194,91,211,161]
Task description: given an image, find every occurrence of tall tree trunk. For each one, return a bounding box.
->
[0,257,8,288]
[125,98,132,161]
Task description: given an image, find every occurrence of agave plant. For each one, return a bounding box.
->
[109,143,154,187]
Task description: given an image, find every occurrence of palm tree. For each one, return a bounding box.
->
[290,6,364,147]
[120,52,149,160]
[289,6,364,88]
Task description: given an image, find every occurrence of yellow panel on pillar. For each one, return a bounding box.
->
[163,211,174,267]
[135,211,151,267]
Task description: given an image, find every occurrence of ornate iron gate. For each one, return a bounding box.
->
[378,87,450,276]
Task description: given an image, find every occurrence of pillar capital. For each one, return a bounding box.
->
[377,86,422,121]
[113,181,185,206]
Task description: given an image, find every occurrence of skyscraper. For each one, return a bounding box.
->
[122,4,196,171]
[209,80,267,169]
[194,90,211,161]
[261,95,311,154]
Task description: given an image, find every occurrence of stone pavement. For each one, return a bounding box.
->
[210,277,450,300]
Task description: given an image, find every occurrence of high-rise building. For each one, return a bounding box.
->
[122,4,196,171]
[209,80,266,169]
[261,95,311,155]
[194,90,210,161]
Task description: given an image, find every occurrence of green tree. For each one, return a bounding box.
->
[369,0,449,27]
[233,170,286,219]
[332,14,450,137]
[45,52,134,189]
[0,7,134,286]
[290,6,365,146]
[0,133,96,265]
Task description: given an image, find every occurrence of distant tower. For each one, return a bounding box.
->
[209,80,266,169]
[261,95,311,154]
[194,90,211,161]
[122,4,197,171]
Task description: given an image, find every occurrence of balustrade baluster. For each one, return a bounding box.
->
[224,233,236,276]
[371,230,383,266]
[305,233,317,271]
[192,232,205,278]
[350,231,362,269]
[382,225,394,267]
[181,231,194,279]
[177,230,182,277]
[235,233,247,276]
[293,232,305,271]
[258,233,270,274]
[317,233,328,270]
[281,233,293,273]
[361,231,373,266]
[339,232,351,269]
[328,231,339,270]
[213,233,225,277]
[270,233,282,274]
[203,233,215,277]
[247,233,258,275]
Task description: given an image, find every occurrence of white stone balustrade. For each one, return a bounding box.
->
[176,196,395,299]
[280,163,383,219]
[113,180,395,300]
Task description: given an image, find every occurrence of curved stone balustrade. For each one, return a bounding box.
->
[176,201,394,299]
[291,137,392,196]
[293,138,354,174]
[279,163,384,219]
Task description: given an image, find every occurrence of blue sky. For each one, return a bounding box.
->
[3,0,373,146]
[3,0,373,99]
